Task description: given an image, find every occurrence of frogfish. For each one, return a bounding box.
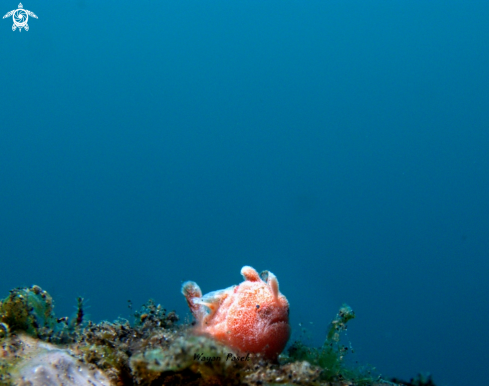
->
[182,266,290,360]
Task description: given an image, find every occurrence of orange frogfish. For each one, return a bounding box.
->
[181,266,290,361]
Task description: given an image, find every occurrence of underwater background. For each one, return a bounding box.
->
[0,1,488,385]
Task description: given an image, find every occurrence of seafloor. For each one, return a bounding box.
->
[0,286,434,386]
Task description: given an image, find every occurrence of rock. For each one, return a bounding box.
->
[8,336,113,386]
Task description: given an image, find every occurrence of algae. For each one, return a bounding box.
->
[286,303,380,385]
[0,286,56,338]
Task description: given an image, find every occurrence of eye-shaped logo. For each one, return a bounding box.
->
[3,3,37,32]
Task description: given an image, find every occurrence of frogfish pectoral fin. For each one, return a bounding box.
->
[181,281,203,317]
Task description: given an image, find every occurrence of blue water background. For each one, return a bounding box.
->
[1,1,488,385]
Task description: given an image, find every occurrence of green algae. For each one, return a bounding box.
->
[286,304,379,385]
[0,285,86,344]
[0,286,56,338]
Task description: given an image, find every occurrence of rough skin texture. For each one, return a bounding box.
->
[182,266,290,360]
